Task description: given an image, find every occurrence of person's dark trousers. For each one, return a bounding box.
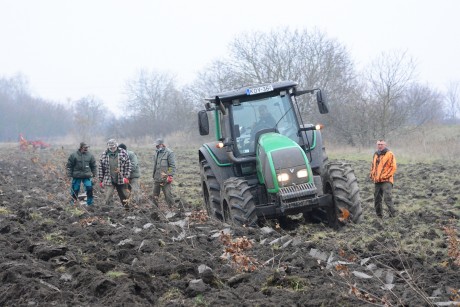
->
[374,182,396,217]
[103,183,128,207]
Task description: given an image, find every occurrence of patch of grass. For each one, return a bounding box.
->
[158,287,183,305]
[42,218,55,225]
[44,231,66,245]
[55,266,66,273]
[64,206,85,217]
[81,255,90,264]
[194,294,209,306]
[169,272,181,280]
[309,230,331,243]
[106,271,127,278]
[0,207,11,215]
[264,273,309,292]
[30,211,43,220]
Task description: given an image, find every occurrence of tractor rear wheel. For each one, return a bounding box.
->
[221,177,258,227]
[323,162,363,228]
[200,160,222,220]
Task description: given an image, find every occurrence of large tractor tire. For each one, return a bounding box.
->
[200,160,223,220]
[303,146,330,223]
[322,162,363,228]
[221,177,258,227]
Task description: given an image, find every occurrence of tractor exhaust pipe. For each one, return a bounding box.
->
[226,148,256,164]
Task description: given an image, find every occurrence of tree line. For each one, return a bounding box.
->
[1,28,459,146]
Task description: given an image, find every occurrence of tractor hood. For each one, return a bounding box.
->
[256,133,313,194]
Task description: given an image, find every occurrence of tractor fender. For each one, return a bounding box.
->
[199,143,235,185]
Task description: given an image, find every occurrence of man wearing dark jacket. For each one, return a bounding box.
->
[66,142,97,205]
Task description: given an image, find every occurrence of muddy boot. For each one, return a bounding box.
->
[150,211,161,221]
[388,208,397,217]
[87,197,94,206]
[152,196,159,208]
[122,202,130,212]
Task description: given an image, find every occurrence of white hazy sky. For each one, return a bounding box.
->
[1,0,459,115]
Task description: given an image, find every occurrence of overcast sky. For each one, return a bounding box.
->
[1,0,459,115]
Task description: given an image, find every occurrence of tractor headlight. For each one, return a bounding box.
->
[296,169,308,178]
[277,173,290,182]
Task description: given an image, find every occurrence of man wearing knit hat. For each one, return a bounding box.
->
[98,139,132,208]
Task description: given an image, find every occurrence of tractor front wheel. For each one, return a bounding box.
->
[221,177,258,227]
[200,160,223,220]
[322,162,363,228]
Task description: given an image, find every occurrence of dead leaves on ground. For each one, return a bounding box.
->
[443,222,460,266]
[219,232,258,272]
[189,210,208,223]
[338,207,350,223]
[349,284,385,305]
[79,216,106,227]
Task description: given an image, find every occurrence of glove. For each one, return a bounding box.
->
[99,182,104,188]
[123,178,129,184]
[167,175,173,183]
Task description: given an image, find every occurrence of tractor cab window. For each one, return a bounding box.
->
[232,95,298,155]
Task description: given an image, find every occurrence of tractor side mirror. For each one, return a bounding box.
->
[198,110,209,135]
[316,90,329,114]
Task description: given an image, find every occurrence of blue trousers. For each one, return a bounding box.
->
[71,178,93,205]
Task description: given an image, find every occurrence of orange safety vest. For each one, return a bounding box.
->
[370,149,397,184]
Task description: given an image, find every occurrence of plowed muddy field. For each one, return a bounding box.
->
[0,145,459,306]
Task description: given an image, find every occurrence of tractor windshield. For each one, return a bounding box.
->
[232,95,298,155]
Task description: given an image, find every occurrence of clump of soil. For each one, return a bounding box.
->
[0,147,459,306]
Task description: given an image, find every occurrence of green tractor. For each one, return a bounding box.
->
[197,81,362,228]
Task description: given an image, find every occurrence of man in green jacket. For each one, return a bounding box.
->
[119,143,141,204]
[66,142,97,205]
[152,138,177,209]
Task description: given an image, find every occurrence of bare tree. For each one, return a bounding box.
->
[0,74,72,141]
[193,27,359,144]
[402,83,444,126]
[364,50,417,139]
[73,96,107,143]
[125,70,175,118]
[123,70,196,137]
[445,81,459,122]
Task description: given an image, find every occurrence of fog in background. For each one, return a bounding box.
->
[1,0,459,148]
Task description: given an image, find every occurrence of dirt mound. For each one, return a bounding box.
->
[0,148,459,306]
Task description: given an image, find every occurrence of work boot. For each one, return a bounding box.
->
[87,197,94,206]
